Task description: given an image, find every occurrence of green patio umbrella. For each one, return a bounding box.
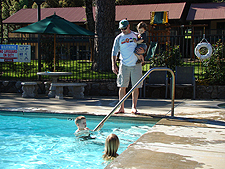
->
[13,13,94,71]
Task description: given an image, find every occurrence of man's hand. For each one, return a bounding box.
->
[112,64,119,75]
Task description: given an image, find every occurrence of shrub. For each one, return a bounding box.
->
[202,40,225,85]
[148,43,183,71]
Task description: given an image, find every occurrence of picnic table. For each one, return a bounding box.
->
[37,72,72,98]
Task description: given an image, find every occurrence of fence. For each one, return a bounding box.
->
[0,29,225,83]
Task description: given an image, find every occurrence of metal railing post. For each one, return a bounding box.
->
[93,67,175,131]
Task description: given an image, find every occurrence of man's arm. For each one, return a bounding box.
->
[112,55,119,75]
[111,36,120,75]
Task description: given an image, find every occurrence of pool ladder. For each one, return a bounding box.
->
[93,67,175,131]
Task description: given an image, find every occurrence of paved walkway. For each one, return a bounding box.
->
[0,93,225,168]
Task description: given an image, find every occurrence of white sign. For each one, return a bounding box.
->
[0,44,31,62]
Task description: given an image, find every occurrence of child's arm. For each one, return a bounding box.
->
[134,39,144,44]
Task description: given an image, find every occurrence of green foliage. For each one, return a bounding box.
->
[21,63,36,76]
[19,0,29,9]
[10,1,20,15]
[2,2,9,20]
[4,62,35,78]
[32,2,37,8]
[202,40,225,85]
[2,0,22,38]
[58,0,84,7]
[148,43,183,71]
[44,0,84,8]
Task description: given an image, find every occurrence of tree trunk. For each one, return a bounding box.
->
[85,0,95,61]
[92,0,115,72]
[85,0,95,33]
[0,0,3,43]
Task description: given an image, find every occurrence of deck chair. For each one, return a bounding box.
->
[142,67,168,98]
[145,41,158,60]
[172,66,196,99]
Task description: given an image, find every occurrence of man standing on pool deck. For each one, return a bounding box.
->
[111,19,144,114]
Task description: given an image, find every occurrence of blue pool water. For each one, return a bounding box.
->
[218,103,225,108]
[0,111,159,169]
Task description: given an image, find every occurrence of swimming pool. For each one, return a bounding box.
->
[218,103,225,108]
[0,111,160,169]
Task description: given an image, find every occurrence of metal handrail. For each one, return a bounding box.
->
[93,67,175,131]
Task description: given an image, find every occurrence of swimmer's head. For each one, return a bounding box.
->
[75,116,87,130]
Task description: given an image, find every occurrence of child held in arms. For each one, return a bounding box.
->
[133,21,148,64]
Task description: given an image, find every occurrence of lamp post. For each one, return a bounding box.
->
[33,0,45,79]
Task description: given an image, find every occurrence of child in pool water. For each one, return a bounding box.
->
[74,116,103,138]
[74,116,91,137]
[102,134,120,161]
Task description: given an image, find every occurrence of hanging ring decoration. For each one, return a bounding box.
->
[194,34,213,60]
[194,42,212,60]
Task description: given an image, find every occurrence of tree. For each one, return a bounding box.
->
[0,0,2,43]
[45,0,59,8]
[44,0,84,8]
[84,0,95,33]
[92,0,115,72]
[19,0,29,8]
[1,0,23,39]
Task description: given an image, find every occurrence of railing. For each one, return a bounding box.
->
[93,67,175,131]
[0,31,225,82]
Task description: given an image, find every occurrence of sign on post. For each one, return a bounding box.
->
[0,44,31,62]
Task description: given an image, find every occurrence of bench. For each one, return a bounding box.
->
[50,83,87,99]
[21,82,38,98]
[44,81,51,95]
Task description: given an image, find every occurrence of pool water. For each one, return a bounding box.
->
[0,112,159,169]
[218,103,225,108]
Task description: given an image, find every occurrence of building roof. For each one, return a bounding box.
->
[187,2,225,21]
[115,2,186,21]
[3,7,86,24]
[3,2,186,24]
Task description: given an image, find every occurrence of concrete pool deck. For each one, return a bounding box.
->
[0,93,225,168]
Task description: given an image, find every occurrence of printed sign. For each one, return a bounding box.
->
[0,44,31,62]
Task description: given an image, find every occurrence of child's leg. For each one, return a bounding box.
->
[134,46,144,61]
[135,53,142,60]
[139,55,144,62]
[134,46,146,64]
[136,54,144,64]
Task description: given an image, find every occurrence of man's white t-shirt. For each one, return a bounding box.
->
[112,31,138,66]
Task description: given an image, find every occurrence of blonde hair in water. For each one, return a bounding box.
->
[103,134,120,160]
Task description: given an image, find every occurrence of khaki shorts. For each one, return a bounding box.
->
[117,64,143,88]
